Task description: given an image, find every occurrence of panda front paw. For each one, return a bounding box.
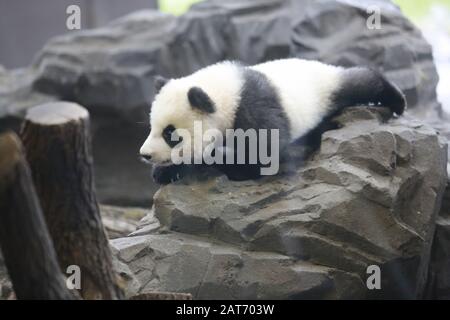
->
[218,164,262,181]
[152,164,184,184]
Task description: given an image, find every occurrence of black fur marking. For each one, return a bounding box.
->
[154,75,169,94]
[162,125,183,148]
[293,67,407,157]
[188,87,216,113]
[234,68,290,146]
[215,68,291,181]
[152,164,187,184]
[331,67,406,116]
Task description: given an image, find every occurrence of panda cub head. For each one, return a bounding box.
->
[139,62,243,165]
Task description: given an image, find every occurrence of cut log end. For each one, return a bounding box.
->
[24,102,89,125]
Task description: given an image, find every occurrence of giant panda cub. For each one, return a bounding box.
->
[140,58,406,184]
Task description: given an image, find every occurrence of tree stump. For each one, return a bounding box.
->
[0,132,76,300]
[20,102,124,300]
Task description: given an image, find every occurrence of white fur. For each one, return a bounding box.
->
[140,58,344,163]
[140,61,244,163]
[250,58,343,141]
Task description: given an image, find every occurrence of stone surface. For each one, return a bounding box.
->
[425,179,450,299]
[0,204,145,300]
[31,0,440,118]
[0,0,441,205]
[288,0,441,118]
[0,68,55,132]
[0,251,13,300]
[99,205,147,239]
[0,0,448,299]
[111,107,448,299]
[426,216,450,299]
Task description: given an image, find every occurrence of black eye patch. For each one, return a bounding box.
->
[163,125,183,148]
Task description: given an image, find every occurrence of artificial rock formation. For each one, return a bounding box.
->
[111,107,448,299]
[31,0,440,118]
[0,0,440,205]
[0,0,448,300]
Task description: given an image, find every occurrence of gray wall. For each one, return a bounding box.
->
[0,0,157,69]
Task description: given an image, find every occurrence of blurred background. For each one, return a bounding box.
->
[0,0,449,110]
[394,0,450,113]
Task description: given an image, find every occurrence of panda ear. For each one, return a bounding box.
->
[154,75,169,94]
[187,87,216,113]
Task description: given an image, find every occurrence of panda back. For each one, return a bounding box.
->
[250,58,344,141]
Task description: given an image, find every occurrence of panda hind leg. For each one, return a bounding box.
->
[334,67,407,116]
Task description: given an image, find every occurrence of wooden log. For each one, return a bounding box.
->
[0,132,76,300]
[20,102,124,300]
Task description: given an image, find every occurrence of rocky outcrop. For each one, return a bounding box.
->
[100,205,148,239]
[0,251,13,299]
[0,0,447,299]
[288,0,441,118]
[111,107,448,299]
[425,181,450,299]
[423,120,450,299]
[0,68,55,132]
[0,0,441,206]
[31,0,440,118]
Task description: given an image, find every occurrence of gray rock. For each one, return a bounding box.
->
[30,0,440,118]
[111,253,142,299]
[112,107,448,299]
[0,250,13,300]
[424,177,450,299]
[426,216,450,299]
[99,205,148,239]
[0,68,55,132]
[32,10,177,120]
[0,0,442,207]
[289,0,441,117]
[111,233,365,299]
[195,0,440,116]
[422,117,450,299]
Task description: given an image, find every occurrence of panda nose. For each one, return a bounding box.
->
[141,154,152,162]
